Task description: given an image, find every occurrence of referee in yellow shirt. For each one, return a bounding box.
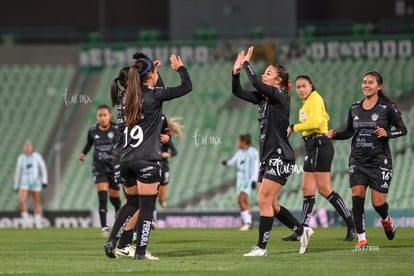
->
[285,75,356,241]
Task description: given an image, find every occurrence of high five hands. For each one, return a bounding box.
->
[233,46,254,75]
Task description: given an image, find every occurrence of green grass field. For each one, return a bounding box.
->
[0,227,413,275]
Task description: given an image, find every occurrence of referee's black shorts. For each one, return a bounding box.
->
[303,135,333,172]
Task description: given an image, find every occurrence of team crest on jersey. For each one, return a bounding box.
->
[108,131,114,139]
[371,113,379,121]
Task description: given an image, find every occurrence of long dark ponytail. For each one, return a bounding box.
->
[125,58,153,128]
[363,71,401,114]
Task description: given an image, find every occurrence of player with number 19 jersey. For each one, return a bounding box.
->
[120,66,192,164]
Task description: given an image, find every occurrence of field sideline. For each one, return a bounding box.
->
[0,227,413,275]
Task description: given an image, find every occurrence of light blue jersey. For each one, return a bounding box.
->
[14,152,48,191]
[226,146,259,195]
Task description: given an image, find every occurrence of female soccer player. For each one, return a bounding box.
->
[232,46,313,256]
[79,105,121,237]
[14,140,48,229]
[222,134,258,231]
[157,116,183,209]
[329,71,407,249]
[284,75,355,242]
[106,54,192,260]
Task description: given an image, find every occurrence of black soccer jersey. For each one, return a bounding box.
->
[82,122,120,168]
[232,62,295,162]
[334,97,407,165]
[120,66,192,162]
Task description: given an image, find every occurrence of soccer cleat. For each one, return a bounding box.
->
[243,246,268,256]
[381,216,396,240]
[115,246,136,258]
[101,228,109,238]
[104,241,117,259]
[151,220,157,230]
[355,240,368,249]
[299,227,314,254]
[344,228,356,241]
[282,232,299,241]
[239,224,252,231]
[134,251,160,260]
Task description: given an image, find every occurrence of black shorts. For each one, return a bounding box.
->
[160,168,170,186]
[303,135,333,172]
[93,169,119,191]
[258,157,294,185]
[349,163,392,193]
[120,160,161,187]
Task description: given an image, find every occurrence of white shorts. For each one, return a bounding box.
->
[236,180,251,196]
[20,180,42,192]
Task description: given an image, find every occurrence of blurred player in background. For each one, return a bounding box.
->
[14,140,48,229]
[152,116,183,229]
[232,46,313,256]
[105,54,192,260]
[285,75,355,242]
[329,71,407,249]
[222,134,258,231]
[79,104,121,238]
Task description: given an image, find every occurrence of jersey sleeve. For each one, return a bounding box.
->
[82,128,94,155]
[387,103,407,138]
[14,156,22,190]
[167,141,178,157]
[232,72,262,104]
[225,151,239,166]
[35,152,48,185]
[243,61,289,104]
[333,107,355,140]
[153,67,192,101]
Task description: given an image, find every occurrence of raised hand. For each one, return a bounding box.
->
[154,60,162,70]
[243,46,254,63]
[170,55,184,71]
[233,51,244,75]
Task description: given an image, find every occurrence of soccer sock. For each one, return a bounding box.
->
[21,211,29,226]
[34,214,42,229]
[352,196,365,235]
[357,232,366,242]
[107,194,139,243]
[246,211,252,225]
[153,209,157,222]
[275,206,304,236]
[373,202,389,220]
[257,216,274,249]
[300,195,315,227]
[109,196,121,213]
[98,191,108,228]
[135,195,157,257]
[118,230,134,249]
[327,191,355,229]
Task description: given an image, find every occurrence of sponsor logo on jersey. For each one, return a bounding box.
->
[384,159,388,165]
[277,148,282,155]
[94,134,100,139]
[353,115,359,120]
[380,183,389,189]
[108,131,114,139]
[371,113,379,121]
[300,111,306,121]
[140,166,154,173]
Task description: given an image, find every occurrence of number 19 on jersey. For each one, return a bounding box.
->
[124,126,144,148]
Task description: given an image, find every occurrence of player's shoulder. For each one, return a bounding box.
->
[378,97,395,111]
[32,152,43,159]
[89,124,99,132]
